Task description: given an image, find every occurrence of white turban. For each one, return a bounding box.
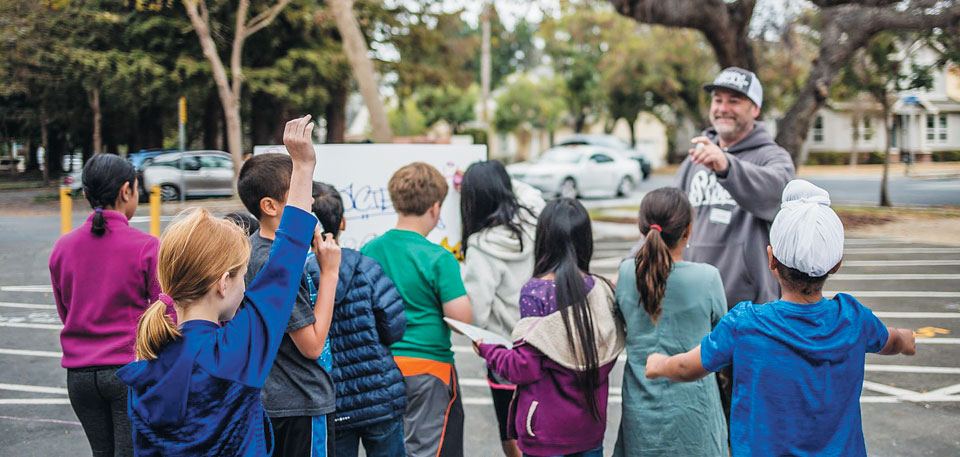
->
[769,179,844,277]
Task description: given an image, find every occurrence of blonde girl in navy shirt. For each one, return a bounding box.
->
[117,116,339,456]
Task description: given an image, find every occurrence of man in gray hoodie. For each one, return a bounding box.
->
[674,67,795,310]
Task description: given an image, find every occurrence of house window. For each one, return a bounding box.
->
[927,114,936,141]
[863,116,873,141]
[813,115,824,142]
[939,114,948,141]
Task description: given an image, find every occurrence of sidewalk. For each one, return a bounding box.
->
[653,162,960,179]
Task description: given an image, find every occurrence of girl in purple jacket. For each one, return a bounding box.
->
[476,198,625,457]
[49,154,160,457]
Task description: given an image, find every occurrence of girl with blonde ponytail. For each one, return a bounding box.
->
[116,115,339,456]
[612,187,728,457]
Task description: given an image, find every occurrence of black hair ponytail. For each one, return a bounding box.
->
[533,198,604,421]
[635,188,694,323]
[81,154,137,237]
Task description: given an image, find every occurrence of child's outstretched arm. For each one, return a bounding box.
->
[645,345,711,382]
[877,327,916,356]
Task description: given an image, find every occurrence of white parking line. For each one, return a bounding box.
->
[873,312,960,318]
[0,322,63,330]
[0,383,68,395]
[825,291,960,298]
[845,248,960,254]
[917,338,960,344]
[0,286,53,293]
[129,216,176,223]
[0,302,57,310]
[831,274,960,280]
[842,260,960,267]
[0,348,62,358]
[0,399,71,405]
[865,364,960,375]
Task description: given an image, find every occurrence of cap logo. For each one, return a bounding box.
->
[714,71,750,90]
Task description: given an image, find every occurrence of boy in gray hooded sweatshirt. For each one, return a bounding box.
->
[674,67,795,309]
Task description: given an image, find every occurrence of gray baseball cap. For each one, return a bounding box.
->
[703,67,763,108]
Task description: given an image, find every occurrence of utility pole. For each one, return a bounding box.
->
[481,1,494,157]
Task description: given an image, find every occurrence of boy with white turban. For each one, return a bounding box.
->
[643,179,916,457]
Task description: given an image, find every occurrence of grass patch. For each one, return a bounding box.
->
[33,192,83,203]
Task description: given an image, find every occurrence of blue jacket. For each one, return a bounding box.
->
[117,207,316,456]
[305,248,407,429]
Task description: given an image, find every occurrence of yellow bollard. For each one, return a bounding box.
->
[150,185,161,237]
[60,186,72,234]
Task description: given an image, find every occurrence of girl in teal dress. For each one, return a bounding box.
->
[613,187,728,457]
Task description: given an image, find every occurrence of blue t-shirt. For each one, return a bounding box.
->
[700,293,889,457]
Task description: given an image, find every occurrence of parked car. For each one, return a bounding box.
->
[506,146,642,199]
[128,148,182,170]
[141,151,234,201]
[556,134,652,179]
[0,157,25,173]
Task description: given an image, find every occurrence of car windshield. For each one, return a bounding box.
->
[538,148,582,163]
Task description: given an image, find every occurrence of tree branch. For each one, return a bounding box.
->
[244,0,294,38]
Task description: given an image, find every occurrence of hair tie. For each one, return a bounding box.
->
[649,224,662,233]
[158,293,175,307]
[95,207,103,214]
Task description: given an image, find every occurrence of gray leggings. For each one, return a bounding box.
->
[66,366,133,457]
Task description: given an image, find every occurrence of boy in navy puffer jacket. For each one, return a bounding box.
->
[305,182,408,457]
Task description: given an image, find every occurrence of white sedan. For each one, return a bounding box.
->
[506,146,641,199]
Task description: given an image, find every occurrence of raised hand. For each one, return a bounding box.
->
[283,115,317,167]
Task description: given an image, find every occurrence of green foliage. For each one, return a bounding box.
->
[493,76,565,134]
[415,84,477,133]
[388,99,427,137]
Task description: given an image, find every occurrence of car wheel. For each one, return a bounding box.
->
[559,178,578,199]
[616,176,634,197]
[641,162,652,181]
[160,184,181,202]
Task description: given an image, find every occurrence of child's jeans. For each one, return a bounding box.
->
[334,417,405,457]
[523,446,603,457]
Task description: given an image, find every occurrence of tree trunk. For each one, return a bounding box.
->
[89,87,102,155]
[329,0,393,143]
[850,112,859,168]
[574,112,587,133]
[627,114,638,147]
[183,0,293,178]
[325,81,348,143]
[40,112,49,186]
[516,130,531,162]
[879,100,891,207]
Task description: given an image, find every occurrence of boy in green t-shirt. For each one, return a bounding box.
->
[361,162,472,457]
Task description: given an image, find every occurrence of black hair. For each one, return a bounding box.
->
[774,262,830,296]
[459,161,535,257]
[237,154,292,220]
[634,188,693,323]
[311,182,344,238]
[532,198,603,421]
[81,154,137,237]
[223,211,260,237]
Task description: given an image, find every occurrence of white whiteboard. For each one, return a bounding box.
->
[253,144,487,252]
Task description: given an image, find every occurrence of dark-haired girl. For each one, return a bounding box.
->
[49,154,164,457]
[612,187,727,457]
[475,198,624,457]
[459,161,544,457]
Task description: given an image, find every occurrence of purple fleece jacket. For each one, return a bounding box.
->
[49,211,166,368]
[478,276,614,456]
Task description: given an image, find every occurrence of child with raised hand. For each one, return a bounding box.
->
[644,179,916,457]
[612,187,727,457]
[50,154,159,457]
[117,116,340,456]
[475,198,624,457]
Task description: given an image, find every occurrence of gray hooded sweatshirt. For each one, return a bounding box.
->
[673,122,795,308]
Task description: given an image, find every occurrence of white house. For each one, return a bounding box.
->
[805,43,960,163]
